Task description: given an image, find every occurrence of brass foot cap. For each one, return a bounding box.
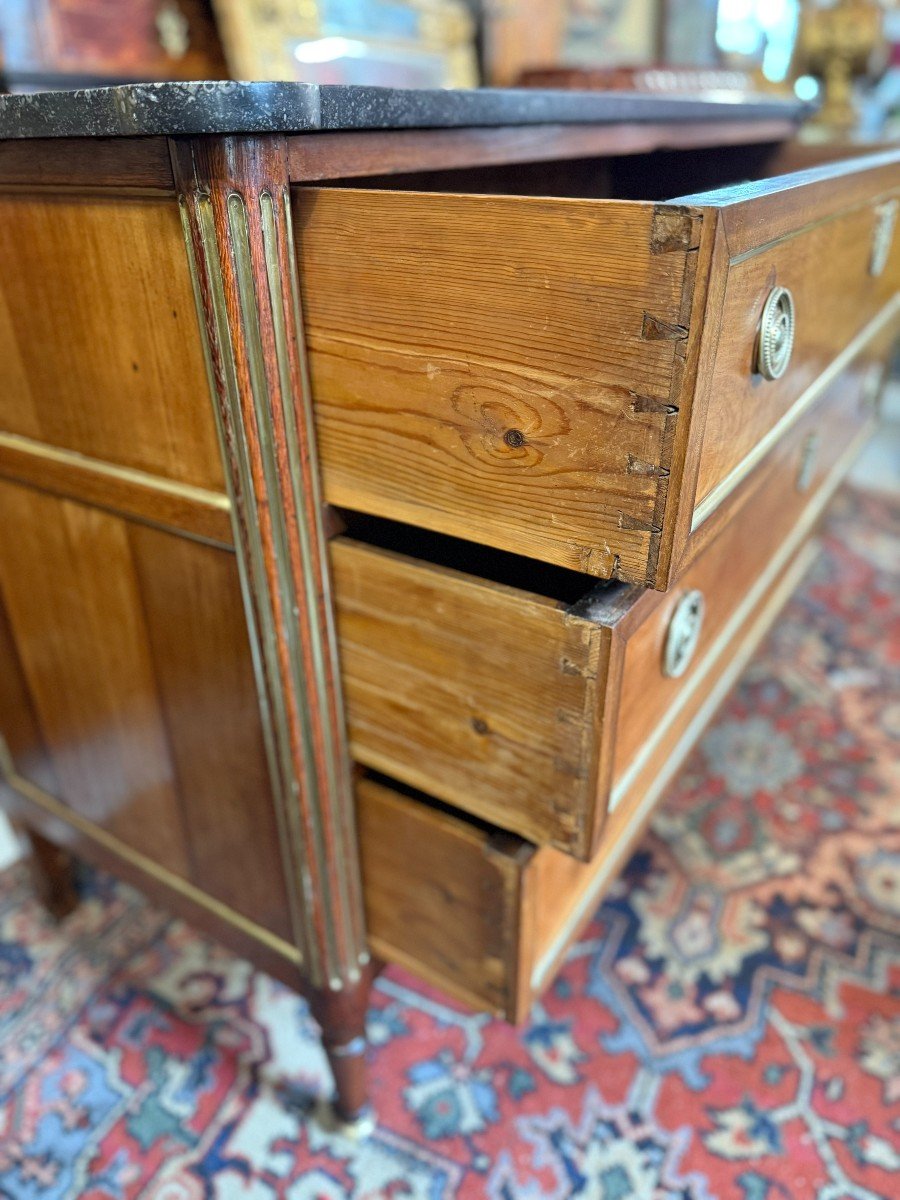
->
[313,1097,376,1140]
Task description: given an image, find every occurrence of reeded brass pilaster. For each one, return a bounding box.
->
[171,135,368,993]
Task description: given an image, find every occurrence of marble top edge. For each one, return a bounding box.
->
[0,81,812,140]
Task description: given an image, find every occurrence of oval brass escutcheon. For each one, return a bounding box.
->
[756,286,795,381]
[663,589,705,679]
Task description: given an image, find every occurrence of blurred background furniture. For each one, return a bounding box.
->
[2,0,898,137]
[0,0,227,90]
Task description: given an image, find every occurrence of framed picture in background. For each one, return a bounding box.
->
[483,0,661,86]
[0,0,227,89]
[211,0,478,87]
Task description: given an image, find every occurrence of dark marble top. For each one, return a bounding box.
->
[0,81,812,140]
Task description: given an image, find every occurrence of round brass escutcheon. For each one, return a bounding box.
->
[756,286,795,381]
[663,589,705,679]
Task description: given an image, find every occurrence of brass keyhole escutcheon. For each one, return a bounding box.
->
[756,286,795,381]
[663,589,705,679]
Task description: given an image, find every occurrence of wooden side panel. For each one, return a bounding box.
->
[128,525,294,942]
[0,193,224,490]
[694,187,900,510]
[358,777,531,1016]
[0,479,190,870]
[296,188,701,583]
[0,479,295,939]
[0,780,306,993]
[332,538,606,855]
[0,595,57,796]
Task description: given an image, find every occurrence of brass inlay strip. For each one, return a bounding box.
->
[692,294,900,531]
[726,186,900,265]
[0,431,231,514]
[0,736,302,966]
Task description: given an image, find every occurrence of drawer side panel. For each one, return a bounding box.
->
[359,777,532,1017]
[296,188,702,584]
[332,537,608,855]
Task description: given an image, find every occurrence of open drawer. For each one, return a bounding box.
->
[296,147,900,591]
[335,359,879,860]
[360,376,876,1020]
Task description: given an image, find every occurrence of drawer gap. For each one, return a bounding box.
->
[338,509,596,605]
[359,767,534,858]
[295,141,789,203]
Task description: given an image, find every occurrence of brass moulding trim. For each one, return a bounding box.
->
[0,736,302,966]
[0,430,231,511]
[692,293,900,530]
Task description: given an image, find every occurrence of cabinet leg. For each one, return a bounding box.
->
[23,828,78,920]
[308,966,375,1135]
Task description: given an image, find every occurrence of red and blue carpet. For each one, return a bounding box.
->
[0,487,898,1199]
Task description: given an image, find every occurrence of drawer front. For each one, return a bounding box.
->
[522,533,823,1005]
[692,185,900,523]
[335,360,877,862]
[610,365,876,809]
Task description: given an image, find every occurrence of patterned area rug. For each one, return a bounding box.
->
[0,486,898,1200]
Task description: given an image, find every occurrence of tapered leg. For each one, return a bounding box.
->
[23,827,78,920]
[308,964,376,1131]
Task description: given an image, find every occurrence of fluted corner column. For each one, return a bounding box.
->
[171,135,372,1125]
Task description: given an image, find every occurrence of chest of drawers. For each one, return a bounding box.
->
[0,83,895,1130]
